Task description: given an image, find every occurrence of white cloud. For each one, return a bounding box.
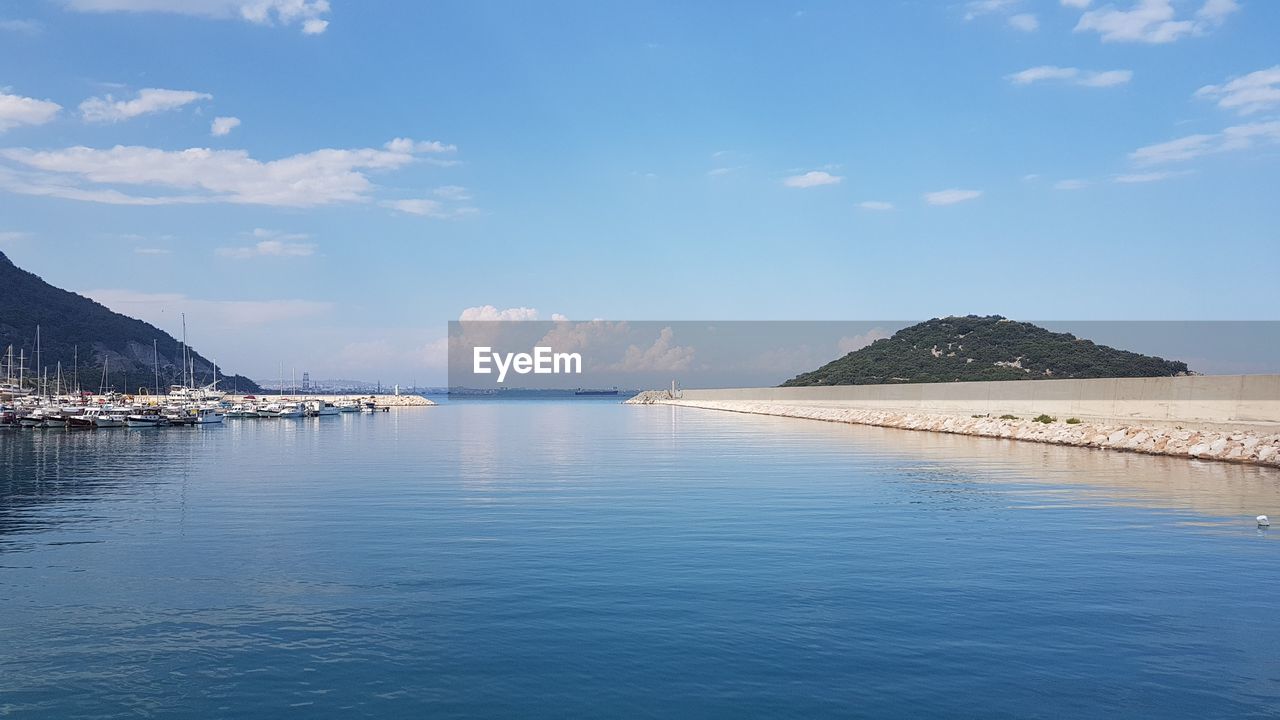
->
[216,229,314,258]
[837,329,891,354]
[1061,0,1092,8]
[385,186,478,216]
[80,88,211,123]
[1079,70,1134,87]
[133,247,171,255]
[1054,179,1089,190]
[1113,170,1191,183]
[0,19,42,34]
[458,305,543,322]
[856,200,894,211]
[0,92,61,132]
[84,288,331,327]
[1008,13,1039,31]
[210,116,241,136]
[0,230,31,245]
[1195,66,1280,116]
[1007,66,1132,87]
[964,0,1020,21]
[1197,0,1240,24]
[433,185,471,201]
[0,137,457,207]
[1129,121,1280,164]
[608,327,695,372]
[1074,0,1238,44]
[63,0,332,34]
[783,170,842,188]
[924,188,983,205]
[217,239,315,259]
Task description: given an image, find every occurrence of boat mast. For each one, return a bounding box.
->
[153,339,160,395]
[35,325,41,397]
[181,313,189,391]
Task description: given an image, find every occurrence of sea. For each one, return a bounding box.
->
[2,398,1278,718]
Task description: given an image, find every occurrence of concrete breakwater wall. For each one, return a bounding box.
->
[667,375,1280,431]
[626,375,1280,468]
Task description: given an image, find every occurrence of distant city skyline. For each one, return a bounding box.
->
[2,1,1278,383]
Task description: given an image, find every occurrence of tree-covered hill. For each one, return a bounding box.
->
[0,250,260,394]
[782,315,1191,387]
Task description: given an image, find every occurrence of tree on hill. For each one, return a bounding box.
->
[782,315,1191,386]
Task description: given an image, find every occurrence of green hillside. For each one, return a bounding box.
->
[0,250,260,394]
[782,315,1191,387]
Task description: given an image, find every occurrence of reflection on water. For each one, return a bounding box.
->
[1,405,1279,718]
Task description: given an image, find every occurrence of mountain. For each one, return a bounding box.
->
[0,250,260,394]
[782,315,1191,387]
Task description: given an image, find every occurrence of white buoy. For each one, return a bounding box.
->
[1259,515,1271,528]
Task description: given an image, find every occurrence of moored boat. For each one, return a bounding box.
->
[126,409,170,427]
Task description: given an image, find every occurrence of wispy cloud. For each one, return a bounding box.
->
[210,116,241,136]
[0,137,458,207]
[80,88,211,123]
[0,230,31,245]
[963,0,1020,21]
[1007,13,1038,31]
[1007,66,1132,87]
[217,229,315,259]
[382,186,478,218]
[783,170,842,188]
[1054,179,1089,190]
[1129,121,1280,165]
[856,200,895,211]
[0,92,61,132]
[1195,66,1280,116]
[133,247,172,255]
[924,188,983,205]
[63,0,332,34]
[1112,170,1192,183]
[0,18,42,34]
[1074,0,1238,44]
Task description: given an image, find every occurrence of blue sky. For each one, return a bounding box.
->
[1,0,1277,383]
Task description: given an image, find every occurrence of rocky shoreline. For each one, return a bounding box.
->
[625,392,1280,468]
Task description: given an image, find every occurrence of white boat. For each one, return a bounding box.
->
[257,403,283,418]
[306,400,340,416]
[224,403,259,418]
[126,409,170,427]
[275,402,305,419]
[67,408,105,429]
[94,411,126,428]
[337,399,361,413]
[190,407,224,424]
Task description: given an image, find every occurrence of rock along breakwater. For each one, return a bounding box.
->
[626,392,1280,468]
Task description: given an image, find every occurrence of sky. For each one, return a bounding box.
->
[1,0,1278,385]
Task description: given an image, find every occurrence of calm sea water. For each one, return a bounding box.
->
[2,401,1279,719]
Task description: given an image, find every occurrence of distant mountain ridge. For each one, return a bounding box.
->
[782,315,1191,387]
[0,250,260,394]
